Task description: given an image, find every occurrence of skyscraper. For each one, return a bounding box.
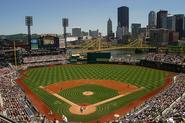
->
[184,17,185,30]
[167,16,176,31]
[107,18,113,36]
[118,6,129,31]
[148,11,156,28]
[184,17,185,37]
[117,6,129,43]
[131,23,141,39]
[157,10,168,29]
[175,14,184,39]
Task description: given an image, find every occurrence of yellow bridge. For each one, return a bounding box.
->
[68,38,156,54]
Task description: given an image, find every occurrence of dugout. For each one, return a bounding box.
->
[87,52,111,63]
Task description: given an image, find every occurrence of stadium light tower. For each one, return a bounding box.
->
[62,18,68,51]
[25,16,33,51]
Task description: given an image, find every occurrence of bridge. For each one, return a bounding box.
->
[69,38,156,54]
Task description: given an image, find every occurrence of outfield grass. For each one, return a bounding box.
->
[23,64,170,122]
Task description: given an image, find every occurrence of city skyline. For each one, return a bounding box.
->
[0,0,185,36]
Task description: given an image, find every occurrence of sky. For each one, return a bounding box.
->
[0,0,185,35]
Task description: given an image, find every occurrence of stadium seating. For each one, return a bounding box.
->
[145,53,185,65]
[23,54,68,67]
[1,53,185,122]
[109,74,185,123]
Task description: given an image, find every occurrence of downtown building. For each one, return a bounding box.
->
[148,11,156,29]
[184,17,185,36]
[131,23,141,40]
[174,14,184,39]
[167,14,184,40]
[107,18,114,39]
[157,10,168,29]
[116,6,129,44]
[89,29,99,38]
[167,15,179,44]
[167,16,176,31]
[72,28,82,37]
[149,10,185,46]
[150,28,169,46]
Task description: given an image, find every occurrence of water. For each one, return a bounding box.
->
[101,49,146,60]
[68,48,146,60]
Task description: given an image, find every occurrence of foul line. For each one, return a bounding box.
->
[92,87,143,107]
[40,86,143,108]
[40,86,78,106]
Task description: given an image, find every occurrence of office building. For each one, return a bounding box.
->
[116,26,124,39]
[174,14,184,39]
[131,23,141,39]
[118,6,129,28]
[169,31,179,44]
[72,28,81,37]
[167,16,176,31]
[150,28,169,46]
[107,18,113,36]
[184,17,185,38]
[157,10,168,29]
[89,30,99,38]
[82,31,88,36]
[117,6,129,43]
[148,11,156,28]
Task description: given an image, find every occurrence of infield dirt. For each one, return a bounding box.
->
[16,70,175,122]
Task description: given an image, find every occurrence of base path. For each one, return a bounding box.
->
[44,79,138,94]
[16,79,61,120]
[41,81,143,116]
[17,69,176,123]
[92,87,143,107]
[90,73,176,123]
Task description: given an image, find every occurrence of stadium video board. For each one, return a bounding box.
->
[43,37,55,45]
[31,39,38,49]
[40,35,59,49]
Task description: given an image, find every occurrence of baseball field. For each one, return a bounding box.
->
[18,64,171,122]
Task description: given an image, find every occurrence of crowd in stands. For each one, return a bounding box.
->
[0,66,68,123]
[0,67,34,122]
[23,54,68,67]
[145,53,185,65]
[109,74,185,123]
[1,52,185,122]
[109,56,139,64]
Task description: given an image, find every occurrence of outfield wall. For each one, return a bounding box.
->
[139,60,185,73]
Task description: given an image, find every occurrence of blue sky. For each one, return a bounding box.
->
[0,0,185,35]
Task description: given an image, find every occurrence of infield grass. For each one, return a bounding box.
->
[23,64,170,122]
[59,84,119,104]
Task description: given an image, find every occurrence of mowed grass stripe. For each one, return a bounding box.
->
[24,64,170,122]
[59,84,119,104]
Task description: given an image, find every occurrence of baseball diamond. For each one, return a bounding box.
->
[17,64,171,122]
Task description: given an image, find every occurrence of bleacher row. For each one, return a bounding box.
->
[0,67,34,122]
[109,74,185,123]
[23,54,68,67]
[145,53,185,65]
[109,56,139,64]
[0,66,62,123]
[0,53,185,123]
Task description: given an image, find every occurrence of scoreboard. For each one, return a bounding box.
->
[40,35,59,50]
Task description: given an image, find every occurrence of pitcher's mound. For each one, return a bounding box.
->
[83,91,94,96]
